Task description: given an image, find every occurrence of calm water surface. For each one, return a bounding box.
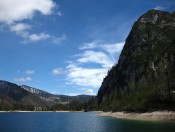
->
[0,112,175,132]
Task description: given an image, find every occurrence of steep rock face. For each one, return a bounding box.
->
[21,85,60,103]
[97,10,175,111]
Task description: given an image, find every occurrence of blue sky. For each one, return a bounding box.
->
[0,0,174,95]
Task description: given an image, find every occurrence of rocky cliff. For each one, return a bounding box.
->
[97,10,175,111]
[21,85,60,103]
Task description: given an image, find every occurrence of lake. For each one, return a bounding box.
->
[0,112,175,132]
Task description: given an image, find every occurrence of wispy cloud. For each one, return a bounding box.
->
[66,40,125,88]
[9,23,50,42]
[9,22,66,43]
[77,50,113,68]
[154,6,165,10]
[84,14,133,42]
[80,41,124,57]
[26,70,35,75]
[10,23,31,32]
[66,63,107,88]
[27,33,50,41]
[84,89,95,95]
[52,34,67,44]
[52,68,63,75]
[14,77,32,82]
[57,11,62,16]
[79,40,101,50]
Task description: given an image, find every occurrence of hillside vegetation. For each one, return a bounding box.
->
[97,10,175,112]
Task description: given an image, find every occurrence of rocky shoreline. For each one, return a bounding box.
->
[98,111,175,121]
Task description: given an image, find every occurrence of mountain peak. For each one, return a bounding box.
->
[97,10,175,112]
[138,9,175,26]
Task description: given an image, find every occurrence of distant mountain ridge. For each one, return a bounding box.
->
[20,85,93,103]
[0,80,47,110]
[0,80,94,111]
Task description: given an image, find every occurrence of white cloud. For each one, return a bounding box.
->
[154,6,165,10]
[52,34,67,44]
[66,64,107,88]
[102,42,124,55]
[0,0,66,44]
[26,70,35,75]
[9,22,66,43]
[0,0,55,24]
[84,89,95,95]
[10,23,31,32]
[14,77,32,82]
[77,50,113,68]
[52,68,63,75]
[9,23,50,42]
[80,41,124,56]
[79,40,101,50]
[27,33,50,41]
[66,40,125,89]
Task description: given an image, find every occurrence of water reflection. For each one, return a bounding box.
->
[0,112,175,132]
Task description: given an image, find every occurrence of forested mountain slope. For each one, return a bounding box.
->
[97,10,175,112]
